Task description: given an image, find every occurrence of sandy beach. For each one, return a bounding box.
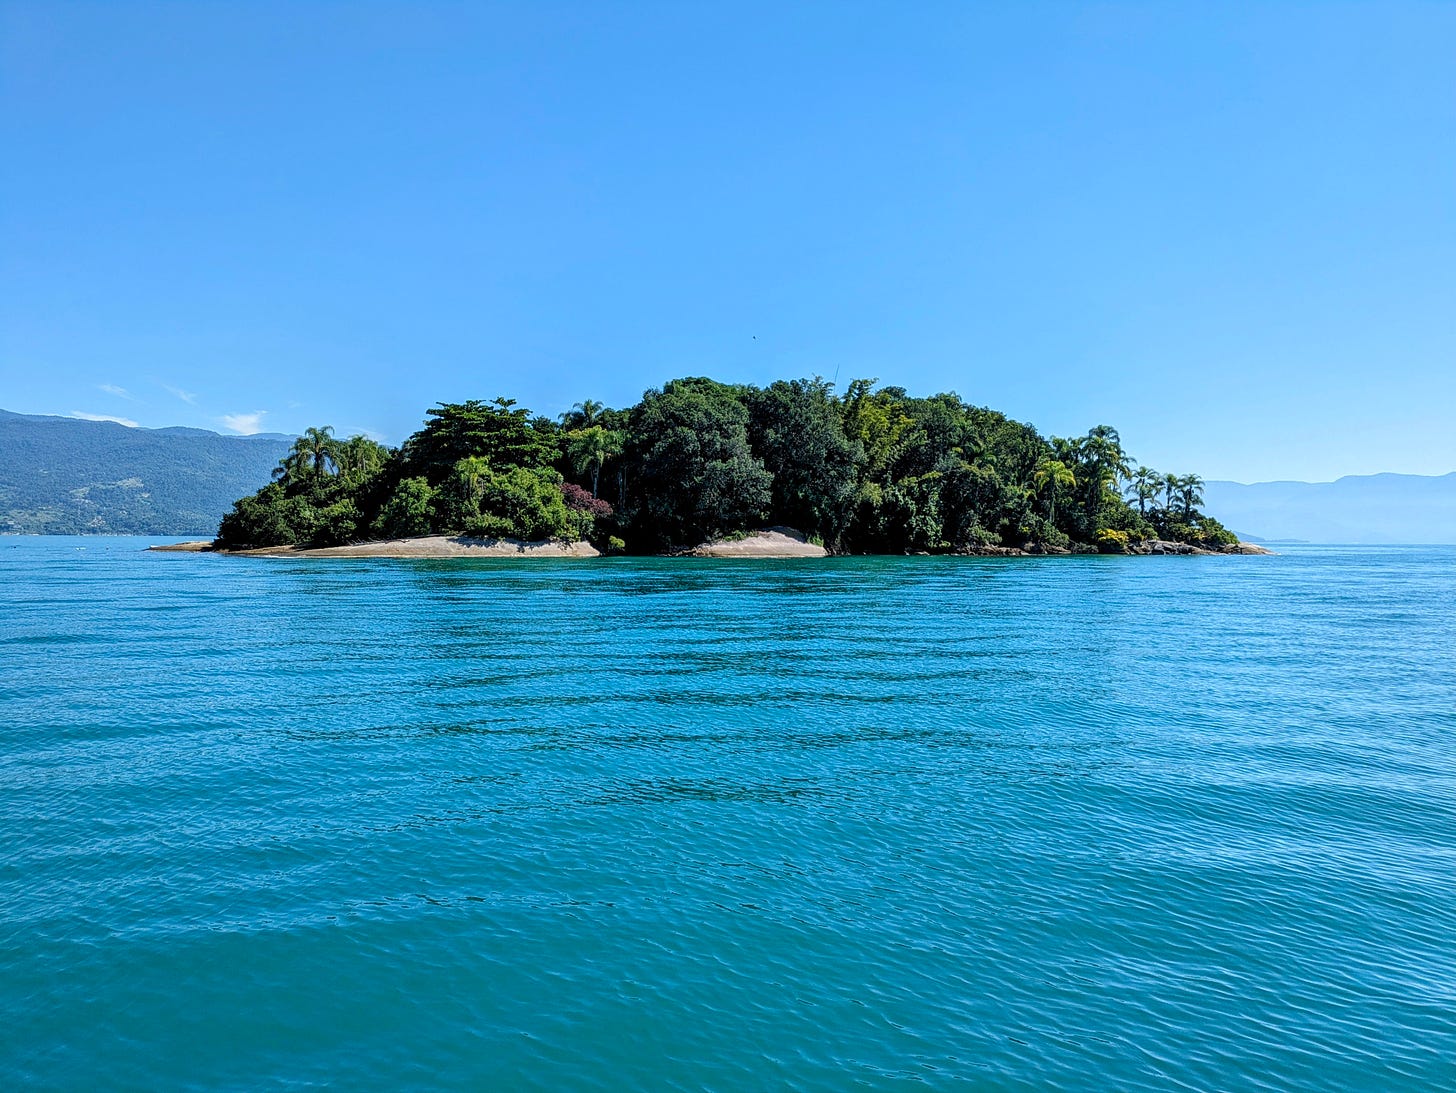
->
[150,536,601,558]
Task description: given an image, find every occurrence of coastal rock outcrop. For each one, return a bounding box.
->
[688,527,828,558]
[1126,538,1275,556]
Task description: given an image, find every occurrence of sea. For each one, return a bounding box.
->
[3,537,1454,1091]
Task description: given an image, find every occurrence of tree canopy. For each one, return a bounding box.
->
[216,375,1237,553]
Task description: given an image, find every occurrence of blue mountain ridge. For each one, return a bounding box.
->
[1204,472,1456,544]
[0,410,291,534]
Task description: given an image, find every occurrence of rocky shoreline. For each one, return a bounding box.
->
[152,530,1272,559]
[944,538,1273,557]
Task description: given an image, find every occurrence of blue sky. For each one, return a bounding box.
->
[2,1,1452,483]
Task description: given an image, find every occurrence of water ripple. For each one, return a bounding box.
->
[2,540,1455,1090]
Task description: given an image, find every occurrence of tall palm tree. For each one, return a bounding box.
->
[1034,457,1076,526]
[1075,426,1128,530]
[1127,465,1159,514]
[301,426,339,476]
[273,426,340,488]
[1176,474,1204,521]
[1163,472,1180,512]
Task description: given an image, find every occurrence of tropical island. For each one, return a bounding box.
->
[198,376,1253,557]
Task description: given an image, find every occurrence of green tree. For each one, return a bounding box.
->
[747,378,862,543]
[842,378,915,484]
[1034,457,1076,527]
[302,426,340,476]
[336,435,389,481]
[271,448,310,489]
[474,466,576,541]
[401,399,556,483]
[431,455,493,532]
[565,425,625,498]
[272,426,342,488]
[1075,425,1130,532]
[314,498,362,546]
[218,483,302,547]
[373,477,436,539]
[559,399,605,431]
[1128,465,1160,514]
[1176,473,1205,521]
[628,378,772,547]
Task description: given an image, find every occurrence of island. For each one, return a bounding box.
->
[174,376,1265,558]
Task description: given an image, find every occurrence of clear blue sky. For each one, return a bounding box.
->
[2,1,1452,483]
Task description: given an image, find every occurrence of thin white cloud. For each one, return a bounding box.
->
[99,384,136,400]
[220,410,267,435]
[162,383,198,404]
[72,411,139,427]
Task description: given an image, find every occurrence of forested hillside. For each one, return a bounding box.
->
[217,377,1234,554]
[0,411,291,534]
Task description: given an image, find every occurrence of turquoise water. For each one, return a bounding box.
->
[3,538,1455,1091]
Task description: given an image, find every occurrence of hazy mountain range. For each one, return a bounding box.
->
[1205,473,1456,544]
[0,410,290,535]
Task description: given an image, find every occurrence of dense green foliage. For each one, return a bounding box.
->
[0,410,290,534]
[215,378,1237,552]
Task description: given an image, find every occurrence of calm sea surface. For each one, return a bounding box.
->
[3,537,1454,1091]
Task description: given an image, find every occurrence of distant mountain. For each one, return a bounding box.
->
[0,410,291,535]
[1204,472,1456,544]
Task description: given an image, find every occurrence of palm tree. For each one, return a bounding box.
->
[1127,465,1159,514]
[1163,472,1179,512]
[273,426,340,488]
[271,448,311,488]
[1078,425,1129,527]
[302,426,339,476]
[565,426,624,498]
[559,399,604,431]
[1034,457,1076,526]
[1176,474,1204,521]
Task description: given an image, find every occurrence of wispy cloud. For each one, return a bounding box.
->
[72,411,139,427]
[220,410,267,435]
[161,383,198,404]
[98,384,136,400]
